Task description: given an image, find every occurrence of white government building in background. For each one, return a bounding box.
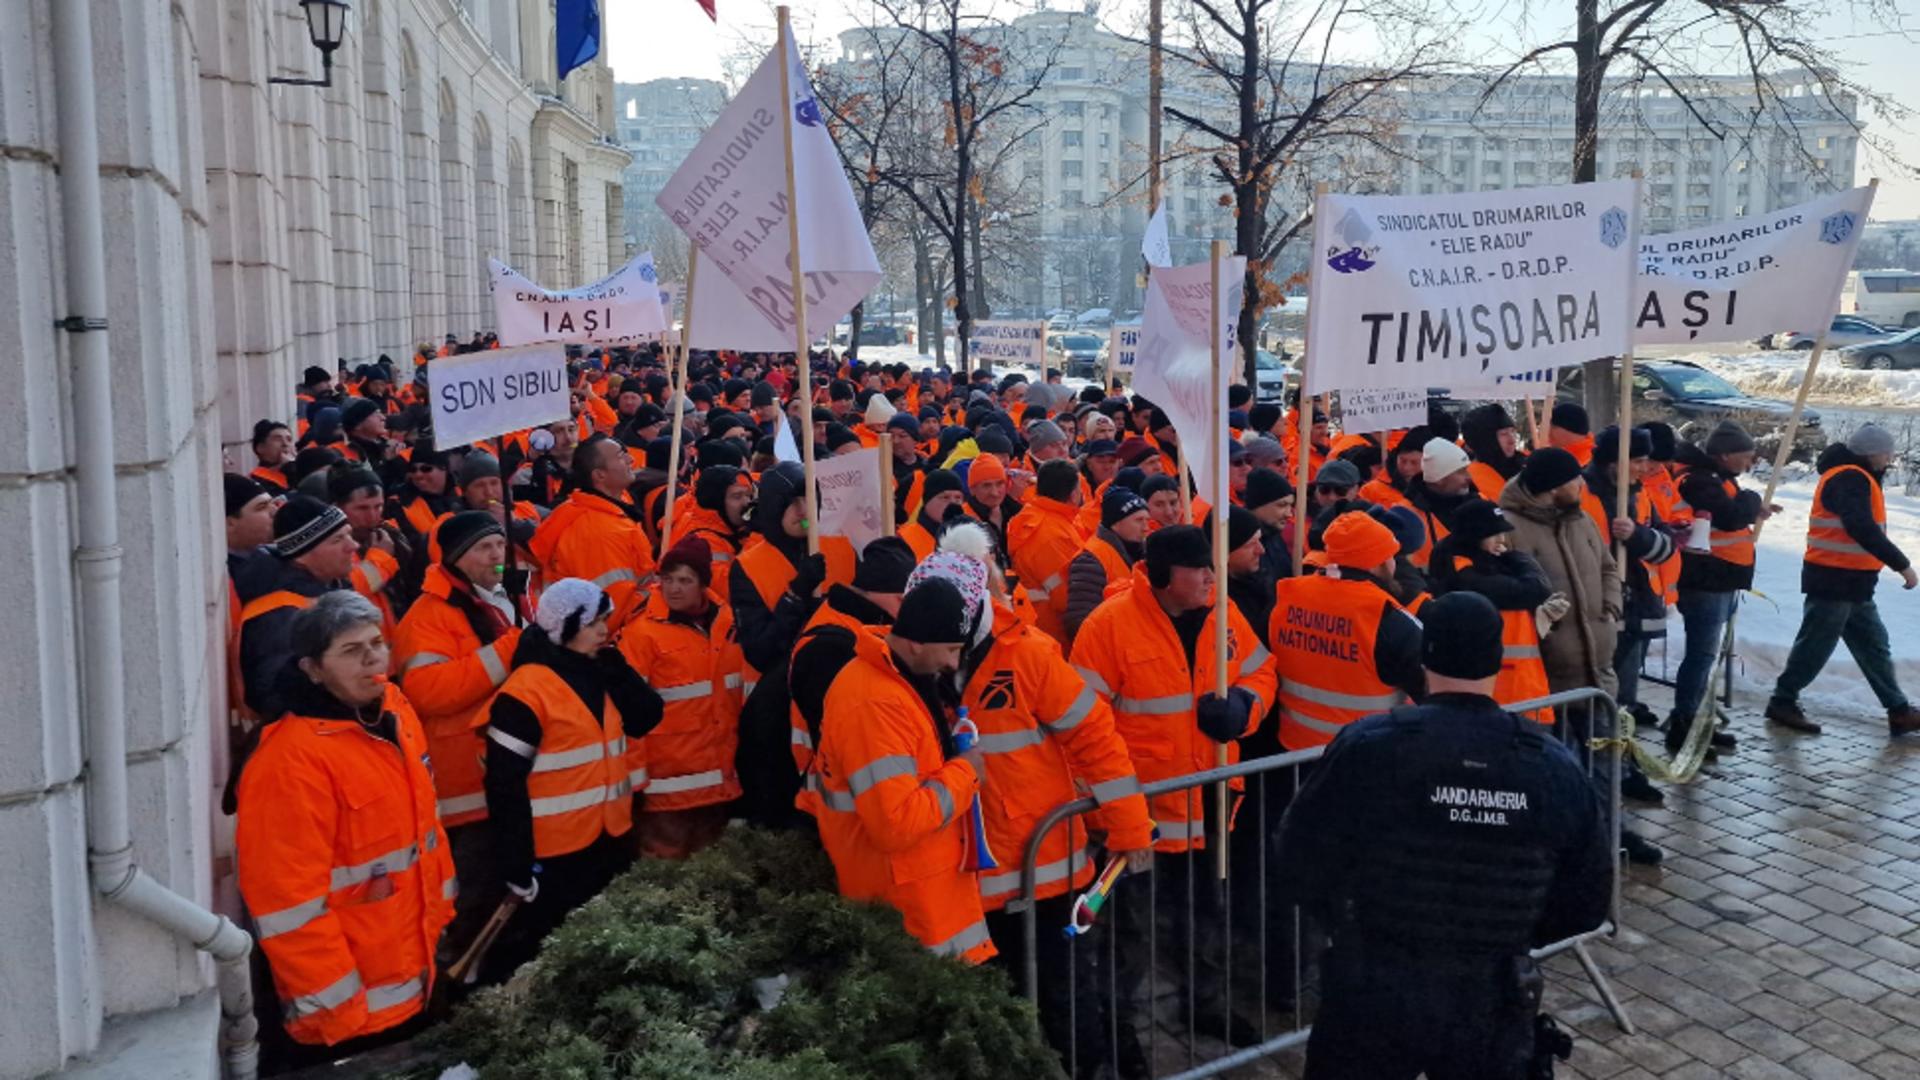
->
[2,1,625,1075]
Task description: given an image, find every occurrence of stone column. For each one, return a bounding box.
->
[405,84,446,344]
[362,11,411,362]
[325,26,375,365]
[439,87,478,333]
[276,4,340,383]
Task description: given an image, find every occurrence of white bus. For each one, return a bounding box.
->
[1846,270,1920,328]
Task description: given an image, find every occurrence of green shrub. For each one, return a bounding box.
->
[418,827,1065,1080]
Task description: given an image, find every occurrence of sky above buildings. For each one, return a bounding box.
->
[605,0,1920,219]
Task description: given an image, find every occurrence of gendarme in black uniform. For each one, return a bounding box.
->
[1275,591,1611,1080]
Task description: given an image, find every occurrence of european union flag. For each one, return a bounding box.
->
[557,0,601,82]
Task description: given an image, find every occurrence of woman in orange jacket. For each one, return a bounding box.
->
[235,592,454,1059]
[618,536,746,858]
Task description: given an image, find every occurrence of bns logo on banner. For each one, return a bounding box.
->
[1820,212,1858,245]
[1326,208,1378,274]
[1599,207,1629,250]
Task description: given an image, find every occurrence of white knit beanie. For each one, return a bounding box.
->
[1421,437,1472,484]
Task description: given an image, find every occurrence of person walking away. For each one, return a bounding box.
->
[482,579,664,978]
[527,434,658,634]
[234,593,454,1063]
[912,548,1155,1077]
[1071,525,1278,1061]
[1766,423,1920,736]
[1581,426,1677,805]
[1006,459,1089,643]
[1429,499,1553,723]
[809,578,997,964]
[391,512,522,968]
[1270,512,1426,753]
[1276,592,1612,1080]
[618,536,746,857]
[1668,421,1775,756]
[1498,448,1661,864]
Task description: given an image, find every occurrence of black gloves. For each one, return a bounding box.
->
[789,552,828,600]
[1196,686,1257,743]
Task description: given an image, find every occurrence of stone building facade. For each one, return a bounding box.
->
[0,1,626,1075]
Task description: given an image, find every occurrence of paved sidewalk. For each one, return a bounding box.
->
[1538,692,1920,1080]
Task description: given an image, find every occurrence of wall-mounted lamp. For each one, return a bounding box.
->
[270,0,352,88]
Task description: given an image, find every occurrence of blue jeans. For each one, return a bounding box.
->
[1672,589,1739,724]
[1771,597,1909,712]
[1613,633,1651,708]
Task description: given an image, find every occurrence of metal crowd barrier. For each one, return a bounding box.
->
[1013,687,1630,1080]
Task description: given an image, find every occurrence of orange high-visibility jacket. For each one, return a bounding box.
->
[617,590,744,810]
[1004,494,1087,643]
[1806,463,1887,571]
[675,506,742,566]
[787,589,885,780]
[733,536,856,697]
[812,628,994,964]
[1642,464,1689,604]
[898,518,939,561]
[1269,574,1409,750]
[392,565,521,826]
[235,684,455,1047]
[963,599,1153,911]
[350,547,403,655]
[528,490,657,632]
[1069,566,1276,852]
[487,663,638,858]
[1467,461,1507,501]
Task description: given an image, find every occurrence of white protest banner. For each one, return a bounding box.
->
[489,253,668,346]
[1439,366,1558,400]
[1133,255,1245,506]
[773,412,802,464]
[1339,387,1429,435]
[968,320,1045,367]
[1635,186,1875,346]
[1142,203,1172,268]
[1305,180,1639,395]
[1108,324,1140,370]
[655,33,882,347]
[428,343,569,449]
[814,446,884,553]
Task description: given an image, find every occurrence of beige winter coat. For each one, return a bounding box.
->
[1498,475,1622,696]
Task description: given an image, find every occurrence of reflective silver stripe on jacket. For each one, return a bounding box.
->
[791,727,813,748]
[655,680,714,703]
[628,766,649,790]
[976,727,1045,754]
[359,560,387,592]
[486,726,538,759]
[1809,514,1844,529]
[1238,645,1272,679]
[283,970,362,1019]
[818,785,857,812]
[477,642,509,685]
[529,738,623,773]
[925,778,956,825]
[927,919,992,958]
[255,895,329,939]
[437,792,488,818]
[442,877,459,900]
[592,567,638,588]
[1279,678,1402,712]
[1114,692,1195,715]
[722,673,743,690]
[1027,573,1065,602]
[402,651,451,673]
[1154,818,1203,841]
[979,848,1090,897]
[1283,710,1347,736]
[1808,537,1870,555]
[1041,686,1098,735]
[364,974,425,1012]
[1074,666,1112,696]
[1503,644,1542,661]
[848,755,918,797]
[647,768,726,795]
[1090,775,1142,804]
[528,780,633,817]
[331,842,419,890]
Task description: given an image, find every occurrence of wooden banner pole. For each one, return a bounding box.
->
[776,6,821,556]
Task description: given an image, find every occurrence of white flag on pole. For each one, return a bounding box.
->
[814,447,885,554]
[488,253,669,346]
[1634,186,1876,346]
[655,33,882,348]
[1142,203,1173,269]
[1304,180,1640,394]
[773,412,802,464]
[1132,255,1245,509]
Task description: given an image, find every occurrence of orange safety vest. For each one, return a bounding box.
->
[617,591,744,810]
[392,566,520,826]
[811,628,994,963]
[527,490,657,632]
[734,536,856,696]
[1681,468,1757,567]
[1467,461,1507,501]
[235,684,454,1047]
[1495,607,1552,725]
[1805,464,1886,571]
[492,663,637,858]
[1069,565,1276,852]
[349,548,403,657]
[1004,495,1086,643]
[1269,574,1407,750]
[963,600,1153,910]
[899,518,939,561]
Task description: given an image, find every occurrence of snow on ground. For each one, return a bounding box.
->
[1644,475,1920,722]
[1681,347,1920,410]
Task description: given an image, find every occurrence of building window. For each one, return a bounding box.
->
[1063,160,1082,179]
[1099,131,1110,148]
[1060,67,1084,80]
[1062,101,1085,118]
[1063,130,1083,148]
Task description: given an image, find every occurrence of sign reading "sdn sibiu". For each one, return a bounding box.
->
[429,343,570,450]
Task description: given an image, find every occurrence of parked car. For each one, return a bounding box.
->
[1076,307,1114,329]
[1558,360,1823,457]
[1250,349,1293,403]
[1836,326,1920,370]
[835,321,904,347]
[1772,315,1894,351]
[1047,332,1105,378]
